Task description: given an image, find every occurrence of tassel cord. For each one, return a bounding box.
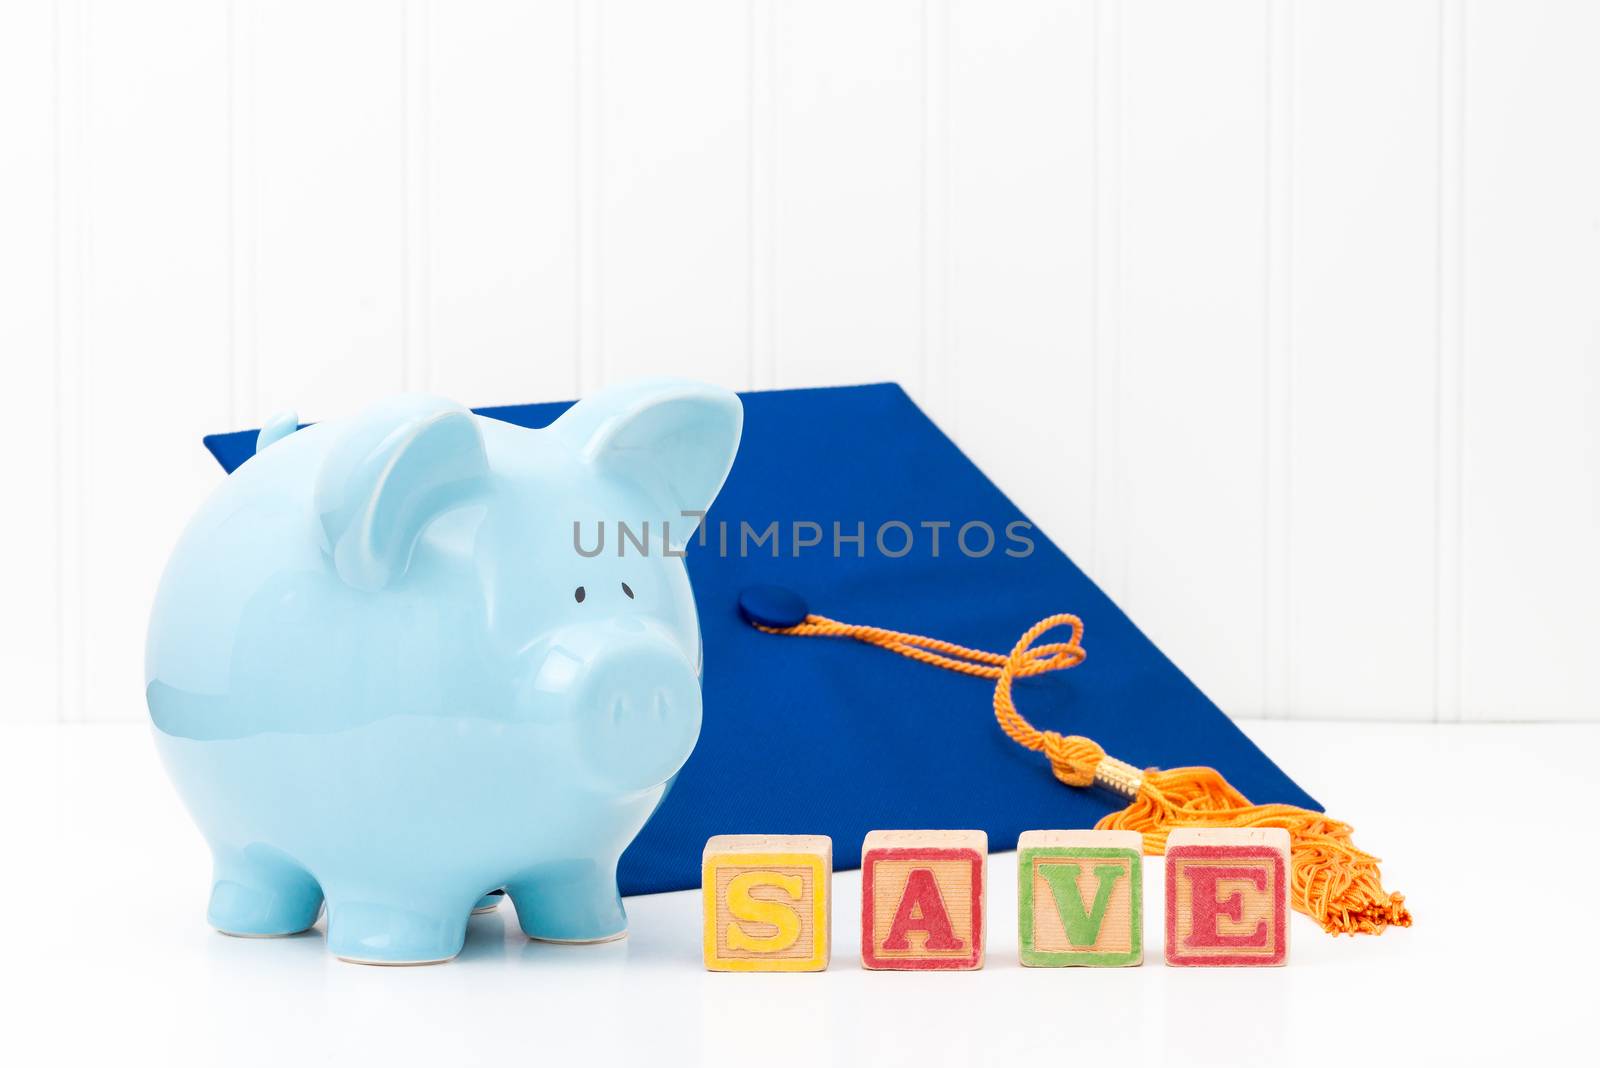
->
[756,611,1411,937]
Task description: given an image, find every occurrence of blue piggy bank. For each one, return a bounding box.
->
[147,379,742,964]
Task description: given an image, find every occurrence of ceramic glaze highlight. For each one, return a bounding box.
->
[147,379,742,964]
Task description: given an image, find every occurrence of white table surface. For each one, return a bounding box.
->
[4,720,1593,1066]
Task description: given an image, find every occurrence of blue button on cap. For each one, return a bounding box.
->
[738,585,809,629]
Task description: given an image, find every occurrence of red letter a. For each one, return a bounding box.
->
[881,868,964,951]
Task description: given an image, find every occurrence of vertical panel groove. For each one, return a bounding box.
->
[402,0,432,392]
[226,0,236,427]
[1435,0,1465,721]
[575,0,601,392]
[1089,0,1122,592]
[51,0,63,720]
[920,0,951,426]
[52,0,66,722]
[53,0,87,723]
[227,0,256,425]
[747,0,775,390]
[1264,0,1293,718]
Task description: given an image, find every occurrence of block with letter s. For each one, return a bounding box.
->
[702,835,831,972]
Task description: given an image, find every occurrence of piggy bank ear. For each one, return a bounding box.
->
[552,378,743,550]
[316,395,489,591]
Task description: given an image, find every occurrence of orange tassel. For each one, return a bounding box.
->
[756,611,1412,937]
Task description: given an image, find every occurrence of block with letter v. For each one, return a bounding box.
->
[1018,829,1143,967]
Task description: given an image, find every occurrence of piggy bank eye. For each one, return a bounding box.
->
[574,586,586,604]
[621,582,634,599]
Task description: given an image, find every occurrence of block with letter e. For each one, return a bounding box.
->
[861,830,986,971]
[702,835,831,972]
[1164,827,1290,967]
[1018,829,1143,967]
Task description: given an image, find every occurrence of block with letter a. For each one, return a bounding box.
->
[702,835,832,972]
[860,830,986,971]
[1164,827,1290,967]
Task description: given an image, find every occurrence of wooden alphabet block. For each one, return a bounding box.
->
[1017,829,1143,967]
[860,830,986,971]
[1164,827,1290,967]
[702,835,831,972]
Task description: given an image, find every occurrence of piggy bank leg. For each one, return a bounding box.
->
[323,886,478,965]
[507,858,627,944]
[208,849,323,938]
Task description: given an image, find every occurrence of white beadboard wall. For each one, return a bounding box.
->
[1,0,1595,724]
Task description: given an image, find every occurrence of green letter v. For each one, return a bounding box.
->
[1039,863,1124,948]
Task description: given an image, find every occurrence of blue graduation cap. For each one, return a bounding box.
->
[204,382,1408,937]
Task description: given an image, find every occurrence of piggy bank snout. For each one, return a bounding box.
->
[566,630,703,793]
